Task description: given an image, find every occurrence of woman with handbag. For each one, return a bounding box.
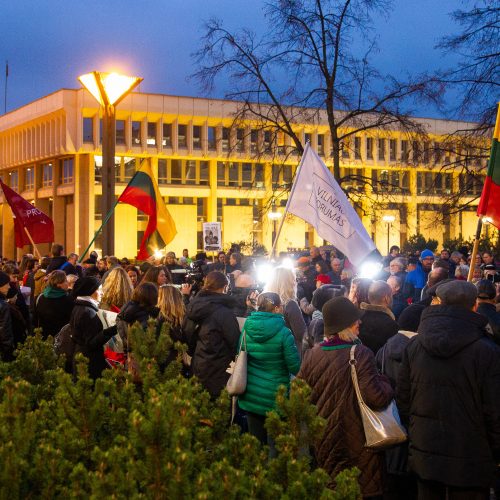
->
[298,296,393,498]
[238,292,300,449]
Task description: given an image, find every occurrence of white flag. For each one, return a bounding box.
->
[287,143,376,267]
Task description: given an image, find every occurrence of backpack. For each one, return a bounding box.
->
[54,324,76,373]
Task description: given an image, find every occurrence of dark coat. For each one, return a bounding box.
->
[298,343,393,497]
[358,303,399,355]
[35,294,74,339]
[116,300,159,352]
[47,255,68,273]
[476,301,500,345]
[397,305,500,488]
[70,299,117,379]
[0,294,14,361]
[184,291,240,397]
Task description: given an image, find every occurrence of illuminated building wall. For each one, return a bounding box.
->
[0,89,487,259]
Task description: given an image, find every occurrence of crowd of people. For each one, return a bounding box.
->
[0,241,500,499]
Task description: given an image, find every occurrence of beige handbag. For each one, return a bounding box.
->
[349,345,407,449]
[226,329,248,396]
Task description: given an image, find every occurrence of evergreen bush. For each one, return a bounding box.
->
[0,322,360,499]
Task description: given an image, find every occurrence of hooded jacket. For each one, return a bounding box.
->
[238,311,300,416]
[397,305,500,488]
[184,291,240,397]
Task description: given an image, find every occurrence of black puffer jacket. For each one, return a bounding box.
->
[0,294,14,361]
[35,293,74,339]
[397,305,500,488]
[70,299,117,379]
[184,291,240,397]
[116,301,159,352]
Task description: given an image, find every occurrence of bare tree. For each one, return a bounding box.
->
[193,0,438,186]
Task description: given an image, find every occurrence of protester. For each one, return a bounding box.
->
[157,284,185,350]
[34,270,74,339]
[141,266,171,287]
[264,267,307,356]
[475,279,500,344]
[302,285,345,352]
[309,246,322,266]
[100,267,133,312]
[406,249,434,302]
[386,274,408,319]
[165,251,185,285]
[0,271,14,361]
[116,282,160,354]
[183,271,240,398]
[125,265,141,288]
[348,277,372,308]
[397,280,500,499]
[298,296,393,497]
[70,277,117,379]
[358,280,399,354]
[47,243,67,272]
[33,256,51,301]
[238,292,300,448]
[327,257,343,285]
[101,256,121,283]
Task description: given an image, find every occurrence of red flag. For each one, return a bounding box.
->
[0,180,54,248]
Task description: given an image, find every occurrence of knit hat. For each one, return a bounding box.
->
[420,249,435,260]
[72,276,100,298]
[322,296,363,336]
[0,271,10,288]
[476,279,496,300]
[397,305,422,332]
[316,274,332,285]
[436,280,477,309]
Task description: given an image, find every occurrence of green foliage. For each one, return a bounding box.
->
[0,325,360,499]
[402,233,439,254]
[443,233,498,256]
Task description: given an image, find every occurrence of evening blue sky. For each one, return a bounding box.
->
[1,0,460,117]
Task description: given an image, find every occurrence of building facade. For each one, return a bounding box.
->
[0,88,487,260]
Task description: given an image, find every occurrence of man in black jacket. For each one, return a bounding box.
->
[358,280,399,354]
[397,280,500,500]
[0,271,14,361]
[476,279,500,345]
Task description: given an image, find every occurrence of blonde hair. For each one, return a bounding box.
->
[101,267,133,309]
[158,285,185,328]
[337,326,358,342]
[264,267,297,305]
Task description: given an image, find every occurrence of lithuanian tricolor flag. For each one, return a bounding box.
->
[118,162,177,260]
[477,104,500,230]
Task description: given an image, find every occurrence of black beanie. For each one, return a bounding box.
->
[0,271,10,288]
[397,305,423,333]
[72,277,100,298]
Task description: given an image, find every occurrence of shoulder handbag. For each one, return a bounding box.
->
[349,345,407,449]
[226,329,248,396]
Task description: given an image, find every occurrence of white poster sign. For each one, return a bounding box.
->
[202,222,222,252]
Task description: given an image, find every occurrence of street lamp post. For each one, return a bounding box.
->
[78,71,143,256]
[382,215,395,255]
[268,202,283,258]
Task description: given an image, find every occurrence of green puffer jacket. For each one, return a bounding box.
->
[238,311,301,416]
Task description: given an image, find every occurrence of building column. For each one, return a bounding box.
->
[207,159,218,223]
[1,203,15,260]
[407,168,418,236]
[73,154,92,257]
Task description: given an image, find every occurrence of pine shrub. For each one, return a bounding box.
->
[0,321,360,499]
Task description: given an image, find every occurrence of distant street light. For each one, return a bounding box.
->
[268,202,283,257]
[78,71,143,256]
[382,215,396,255]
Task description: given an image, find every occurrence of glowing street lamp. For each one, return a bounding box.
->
[78,71,143,256]
[382,215,396,255]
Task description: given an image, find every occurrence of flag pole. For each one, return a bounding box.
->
[78,199,120,263]
[270,143,311,259]
[467,218,483,282]
[23,227,42,259]
[78,160,150,263]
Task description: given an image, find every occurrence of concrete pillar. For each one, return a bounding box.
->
[207,159,218,223]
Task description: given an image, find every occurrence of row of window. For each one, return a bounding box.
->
[6,160,73,191]
[82,117,485,168]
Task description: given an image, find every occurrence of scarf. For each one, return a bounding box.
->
[77,296,100,309]
[42,286,67,299]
